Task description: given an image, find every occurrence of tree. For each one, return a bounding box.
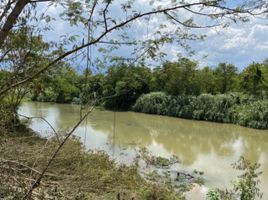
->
[240,62,265,95]
[1,0,268,98]
[164,58,200,95]
[103,64,151,109]
[197,66,217,94]
[214,63,238,93]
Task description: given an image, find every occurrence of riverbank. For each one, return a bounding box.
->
[30,91,268,130]
[0,125,184,200]
[132,92,268,129]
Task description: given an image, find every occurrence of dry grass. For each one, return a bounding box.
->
[0,126,183,200]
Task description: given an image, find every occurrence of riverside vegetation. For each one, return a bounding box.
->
[0,125,184,200]
[133,92,268,129]
[1,1,268,199]
[6,58,268,129]
[0,124,263,200]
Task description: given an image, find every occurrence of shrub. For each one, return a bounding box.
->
[133,92,268,129]
[132,92,169,115]
[192,94,237,123]
[230,100,268,129]
[206,157,262,200]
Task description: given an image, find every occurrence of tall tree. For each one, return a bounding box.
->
[214,63,238,93]
[164,58,200,95]
[240,62,264,95]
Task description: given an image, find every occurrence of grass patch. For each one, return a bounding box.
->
[0,129,183,200]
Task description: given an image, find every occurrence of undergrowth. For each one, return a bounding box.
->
[0,128,183,200]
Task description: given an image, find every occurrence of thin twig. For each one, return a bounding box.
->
[23,100,96,199]
[18,113,60,144]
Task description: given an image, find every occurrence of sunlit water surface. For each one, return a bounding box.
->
[19,102,268,199]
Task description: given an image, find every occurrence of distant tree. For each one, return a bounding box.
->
[103,64,151,109]
[31,64,81,103]
[240,62,265,95]
[150,66,167,92]
[197,67,217,94]
[214,63,238,93]
[164,58,200,95]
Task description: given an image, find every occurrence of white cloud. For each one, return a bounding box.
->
[35,1,268,70]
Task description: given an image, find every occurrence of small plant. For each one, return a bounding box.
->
[206,157,263,200]
[206,189,222,200]
[232,157,263,200]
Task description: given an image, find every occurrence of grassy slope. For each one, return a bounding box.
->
[0,125,183,200]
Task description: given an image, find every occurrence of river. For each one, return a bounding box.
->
[19,102,268,199]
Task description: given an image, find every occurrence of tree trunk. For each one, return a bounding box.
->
[0,0,30,48]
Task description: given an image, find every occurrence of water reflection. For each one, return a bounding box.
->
[19,102,268,197]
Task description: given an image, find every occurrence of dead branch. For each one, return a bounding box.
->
[18,113,60,144]
[23,100,96,199]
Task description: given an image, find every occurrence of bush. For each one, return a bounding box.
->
[133,92,268,129]
[192,94,237,123]
[206,157,262,200]
[132,92,169,115]
[230,100,268,129]
[0,99,19,131]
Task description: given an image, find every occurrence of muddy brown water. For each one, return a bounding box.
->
[19,102,268,199]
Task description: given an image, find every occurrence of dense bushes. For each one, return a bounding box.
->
[230,100,268,129]
[133,92,268,129]
[0,100,15,131]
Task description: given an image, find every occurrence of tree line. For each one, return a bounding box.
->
[26,57,268,107]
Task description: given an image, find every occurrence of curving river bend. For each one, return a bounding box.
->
[19,102,268,199]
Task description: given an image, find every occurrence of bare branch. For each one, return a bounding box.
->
[18,113,60,144]
[164,11,221,29]
[88,0,98,23]
[103,0,111,31]
[0,0,15,23]
[23,101,96,199]
[98,40,135,45]
[0,158,42,175]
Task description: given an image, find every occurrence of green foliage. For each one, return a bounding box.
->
[214,63,238,93]
[132,92,169,115]
[103,64,151,110]
[206,189,222,200]
[240,63,266,96]
[230,100,268,129]
[192,94,237,123]
[133,92,268,129]
[26,57,268,113]
[31,64,81,103]
[232,157,263,200]
[206,157,262,200]
[161,58,201,95]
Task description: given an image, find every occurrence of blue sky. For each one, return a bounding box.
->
[40,0,268,71]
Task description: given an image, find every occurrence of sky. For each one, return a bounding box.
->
[39,0,268,71]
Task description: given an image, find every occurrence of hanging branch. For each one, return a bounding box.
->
[1,1,267,97]
[164,11,222,29]
[88,0,98,24]
[18,113,60,144]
